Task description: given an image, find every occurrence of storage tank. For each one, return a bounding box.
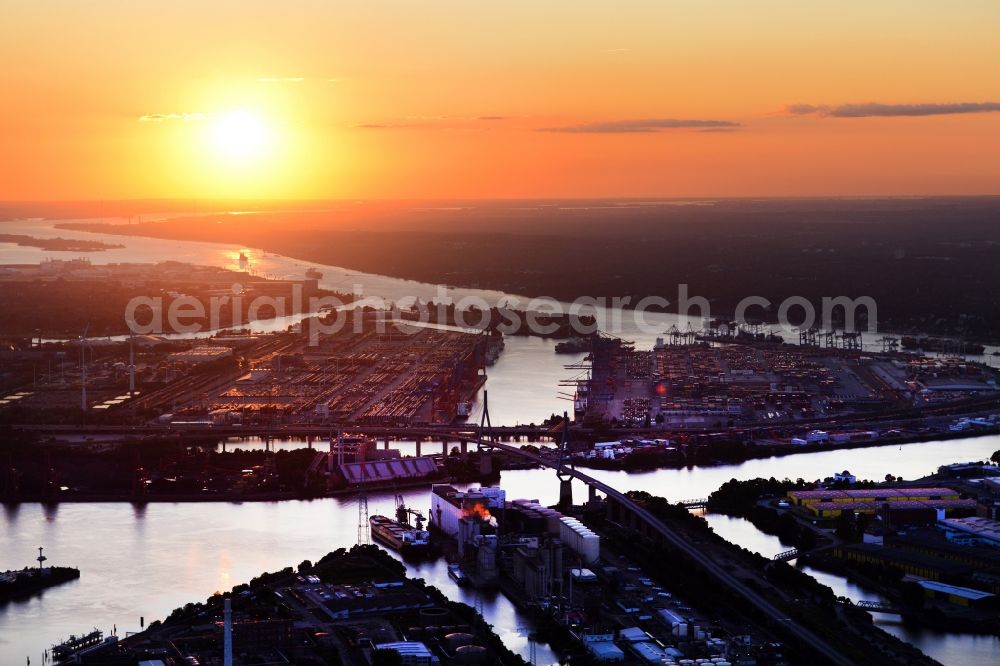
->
[455,645,488,665]
[445,633,476,650]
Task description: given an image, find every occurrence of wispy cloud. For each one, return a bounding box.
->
[539,118,740,133]
[257,77,304,83]
[138,113,206,122]
[787,102,1000,118]
[478,115,507,121]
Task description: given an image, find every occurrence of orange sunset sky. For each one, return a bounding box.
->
[2,1,999,200]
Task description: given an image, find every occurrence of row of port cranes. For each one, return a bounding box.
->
[560,331,637,424]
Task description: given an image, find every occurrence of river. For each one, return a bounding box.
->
[2,217,1000,663]
[2,435,998,664]
[4,216,998,366]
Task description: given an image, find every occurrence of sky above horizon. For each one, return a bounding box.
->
[2,1,999,201]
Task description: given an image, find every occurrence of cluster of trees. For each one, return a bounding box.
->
[708,478,837,549]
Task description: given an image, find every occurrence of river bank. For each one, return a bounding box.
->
[3,434,999,664]
[570,425,1000,476]
[0,566,80,604]
[799,552,1000,636]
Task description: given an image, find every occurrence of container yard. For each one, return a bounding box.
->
[33,316,491,427]
[580,336,999,427]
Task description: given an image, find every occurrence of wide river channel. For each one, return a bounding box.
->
[2,217,1000,664]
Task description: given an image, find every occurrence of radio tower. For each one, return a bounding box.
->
[356,443,370,545]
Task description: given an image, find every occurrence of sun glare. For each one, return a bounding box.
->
[207,109,273,161]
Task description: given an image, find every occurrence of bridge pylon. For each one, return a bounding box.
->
[556,412,573,510]
[477,390,494,452]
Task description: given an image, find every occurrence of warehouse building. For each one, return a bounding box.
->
[937,517,1000,548]
[916,580,996,608]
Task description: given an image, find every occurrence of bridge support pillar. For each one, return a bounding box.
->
[384,437,390,450]
[479,452,493,475]
[588,485,597,506]
[415,439,422,457]
[460,440,468,455]
[558,478,573,510]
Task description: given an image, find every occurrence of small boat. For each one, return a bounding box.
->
[448,563,470,587]
[306,267,323,280]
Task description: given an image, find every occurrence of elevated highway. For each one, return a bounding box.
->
[451,431,854,666]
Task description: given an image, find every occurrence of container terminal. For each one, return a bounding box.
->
[575,333,999,428]
[0,312,496,429]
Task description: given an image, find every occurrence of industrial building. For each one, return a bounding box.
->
[937,517,1000,548]
[429,485,505,563]
[374,642,438,666]
[915,580,997,608]
[787,487,962,507]
[580,335,999,426]
[508,536,564,601]
[831,543,971,581]
[805,498,977,519]
[579,633,625,663]
[508,499,601,564]
[787,487,972,518]
[167,346,233,364]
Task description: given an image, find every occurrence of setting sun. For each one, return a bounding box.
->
[206,109,273,162]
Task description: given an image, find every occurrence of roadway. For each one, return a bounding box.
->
[469,435,857,666]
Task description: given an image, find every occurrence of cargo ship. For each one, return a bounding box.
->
[369,515,431,554]
[901,336,985,355]
[555,336,593,354]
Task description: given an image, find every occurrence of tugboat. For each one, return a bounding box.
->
[447,563,470,587]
